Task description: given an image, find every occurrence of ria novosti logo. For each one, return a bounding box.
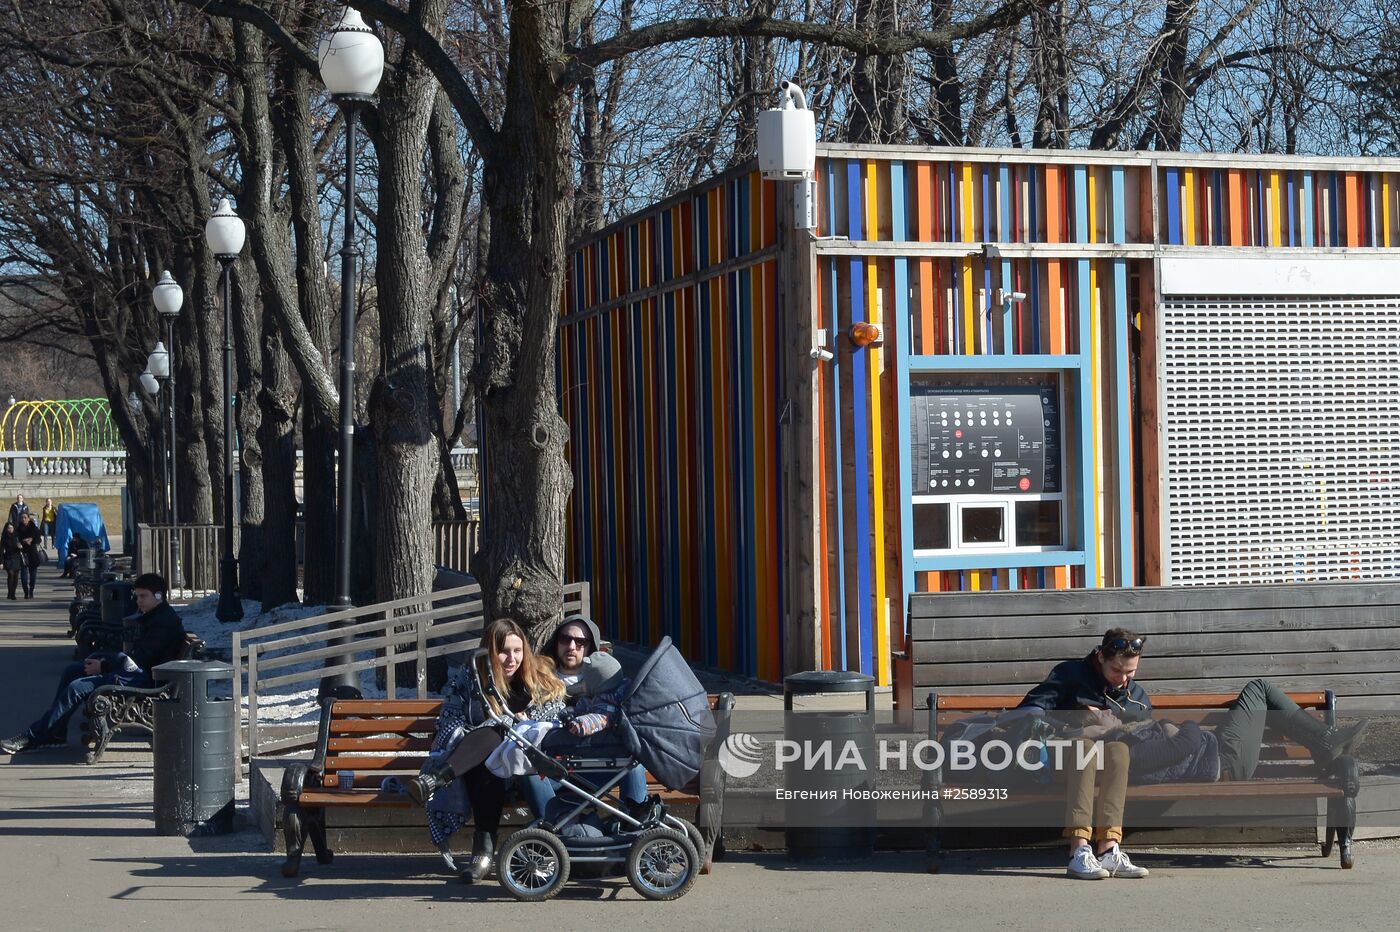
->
[718,732,765,778]
[717,732,1104,779]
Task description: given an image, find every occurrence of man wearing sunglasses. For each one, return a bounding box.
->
[1021,628,1369,880]
[1019,628,1153,879]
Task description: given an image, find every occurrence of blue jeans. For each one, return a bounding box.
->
[520,763,649,816]
[18,559,34,596]
[26,662,100,744]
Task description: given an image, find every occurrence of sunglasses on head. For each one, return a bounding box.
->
[1103,637,1145,655]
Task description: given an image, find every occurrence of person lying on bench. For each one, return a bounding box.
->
[1020,628,1370,880]
[2,573,185,755]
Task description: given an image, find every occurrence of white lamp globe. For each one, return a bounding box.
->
[127,390,141,409]
[204,198,246,258]
[319,8,384,98]
[153,270,183,318]
[140,370,160,395]
[147,342,170,379]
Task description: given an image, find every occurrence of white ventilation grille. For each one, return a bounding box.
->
[1161,296,1400,585]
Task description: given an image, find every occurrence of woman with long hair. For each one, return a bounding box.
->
[409,618,566,881]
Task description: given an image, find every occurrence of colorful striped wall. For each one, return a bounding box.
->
[559,146,1400,684]
[559,168,784,680]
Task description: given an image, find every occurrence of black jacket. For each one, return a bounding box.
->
[15,521,39,565]
[1017,651,1153,723]
[101,601,186,682]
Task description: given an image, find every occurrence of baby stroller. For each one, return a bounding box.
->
[469,636,716,901]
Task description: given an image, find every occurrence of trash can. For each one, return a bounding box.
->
[152,660,236,836]
[100,579,135,625]
[783,670,877,862]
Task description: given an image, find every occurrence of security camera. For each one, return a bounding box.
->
[1009,291,1028,303]
[810,347,835,363]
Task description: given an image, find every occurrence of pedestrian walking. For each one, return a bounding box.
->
[15,512,41,599]
[7,494,30,528]
[2,521,21,600]
[40,498,57,549]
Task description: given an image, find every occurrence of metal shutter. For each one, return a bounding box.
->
[1161,296,1400,584]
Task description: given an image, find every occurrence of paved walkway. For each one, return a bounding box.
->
[3,567,1398,931]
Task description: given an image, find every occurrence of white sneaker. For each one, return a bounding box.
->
[1098,844,1150,878]
[1067,845,1110,880]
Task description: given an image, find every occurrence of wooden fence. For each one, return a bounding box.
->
[904,582,1400,710]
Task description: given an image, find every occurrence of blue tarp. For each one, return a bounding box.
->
[55,503,109,559]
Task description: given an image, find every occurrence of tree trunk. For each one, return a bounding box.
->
[472,5,575,647]
[368,4,443,606]
[232,260,266,602]
[257,312,299,609]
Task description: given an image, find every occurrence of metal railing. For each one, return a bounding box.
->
[0,450,127,479]
[135,524,223,598]
[434,519,479,573]
[232,580,592,764]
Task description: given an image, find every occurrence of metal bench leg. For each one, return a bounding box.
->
[306,808,334,865]
[1325,795,1356,869]
[926,802,943,874]
[282,804,308,878]
[83,716,114,765]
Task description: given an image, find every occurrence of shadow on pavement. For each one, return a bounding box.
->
[94,853,704,903]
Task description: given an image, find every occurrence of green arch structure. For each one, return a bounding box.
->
[0,399,122,452]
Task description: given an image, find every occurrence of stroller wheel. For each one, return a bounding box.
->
[626,827,699,901]
[496,828,570,902]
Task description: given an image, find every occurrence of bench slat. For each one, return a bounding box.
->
[328,736,434,752]
[329,717,440,734]
[933,692,1327,710]
[300,791,416,807]
[323,754,431,773]
[331,700,443,716]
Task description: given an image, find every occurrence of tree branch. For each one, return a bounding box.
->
[565,5,1030,84]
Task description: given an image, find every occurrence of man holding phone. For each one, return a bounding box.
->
[2,573,184,754]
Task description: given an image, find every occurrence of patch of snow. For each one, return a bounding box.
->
[176,595,387,726]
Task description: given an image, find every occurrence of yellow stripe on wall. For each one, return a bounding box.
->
[961,162,975,243]
[1183,168,1196,246]
[1089,259,1104,586]
[961,257,975,355]
[867,262,890,686]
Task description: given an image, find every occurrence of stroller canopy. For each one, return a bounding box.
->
[55,502,109,560]
[616,637,716,790]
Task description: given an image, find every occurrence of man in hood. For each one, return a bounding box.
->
[549,614,603,685]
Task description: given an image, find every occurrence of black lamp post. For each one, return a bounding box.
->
[205,198,246,623]
[319,7,384,691]
[152,271,185,588]
[138,370,163,523]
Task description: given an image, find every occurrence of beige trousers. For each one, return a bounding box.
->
[1063,738,1129,844]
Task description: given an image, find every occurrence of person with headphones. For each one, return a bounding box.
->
[2,573,185,754]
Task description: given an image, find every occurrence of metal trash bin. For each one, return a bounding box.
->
[100,580,135,625]
[152,660,236,836]
[783,670,877,862]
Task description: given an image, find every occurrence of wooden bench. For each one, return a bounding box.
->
[80,632,208,763]
[280,692,736,878]
[922,691,1360,871]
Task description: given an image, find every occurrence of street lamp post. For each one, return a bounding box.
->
[152,271,184,587]
[319,8,383,692]
[139,370,163,523]
[146,342,171,519]
[205,198,246,623]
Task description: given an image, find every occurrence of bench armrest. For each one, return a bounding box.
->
[281,761,314,805]
[83,680,172,714]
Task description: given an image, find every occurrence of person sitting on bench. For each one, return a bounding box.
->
[1020,628,1369,880]
[1,573,185,755]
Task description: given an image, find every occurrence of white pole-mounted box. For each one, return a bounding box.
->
[757,84,816,181]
